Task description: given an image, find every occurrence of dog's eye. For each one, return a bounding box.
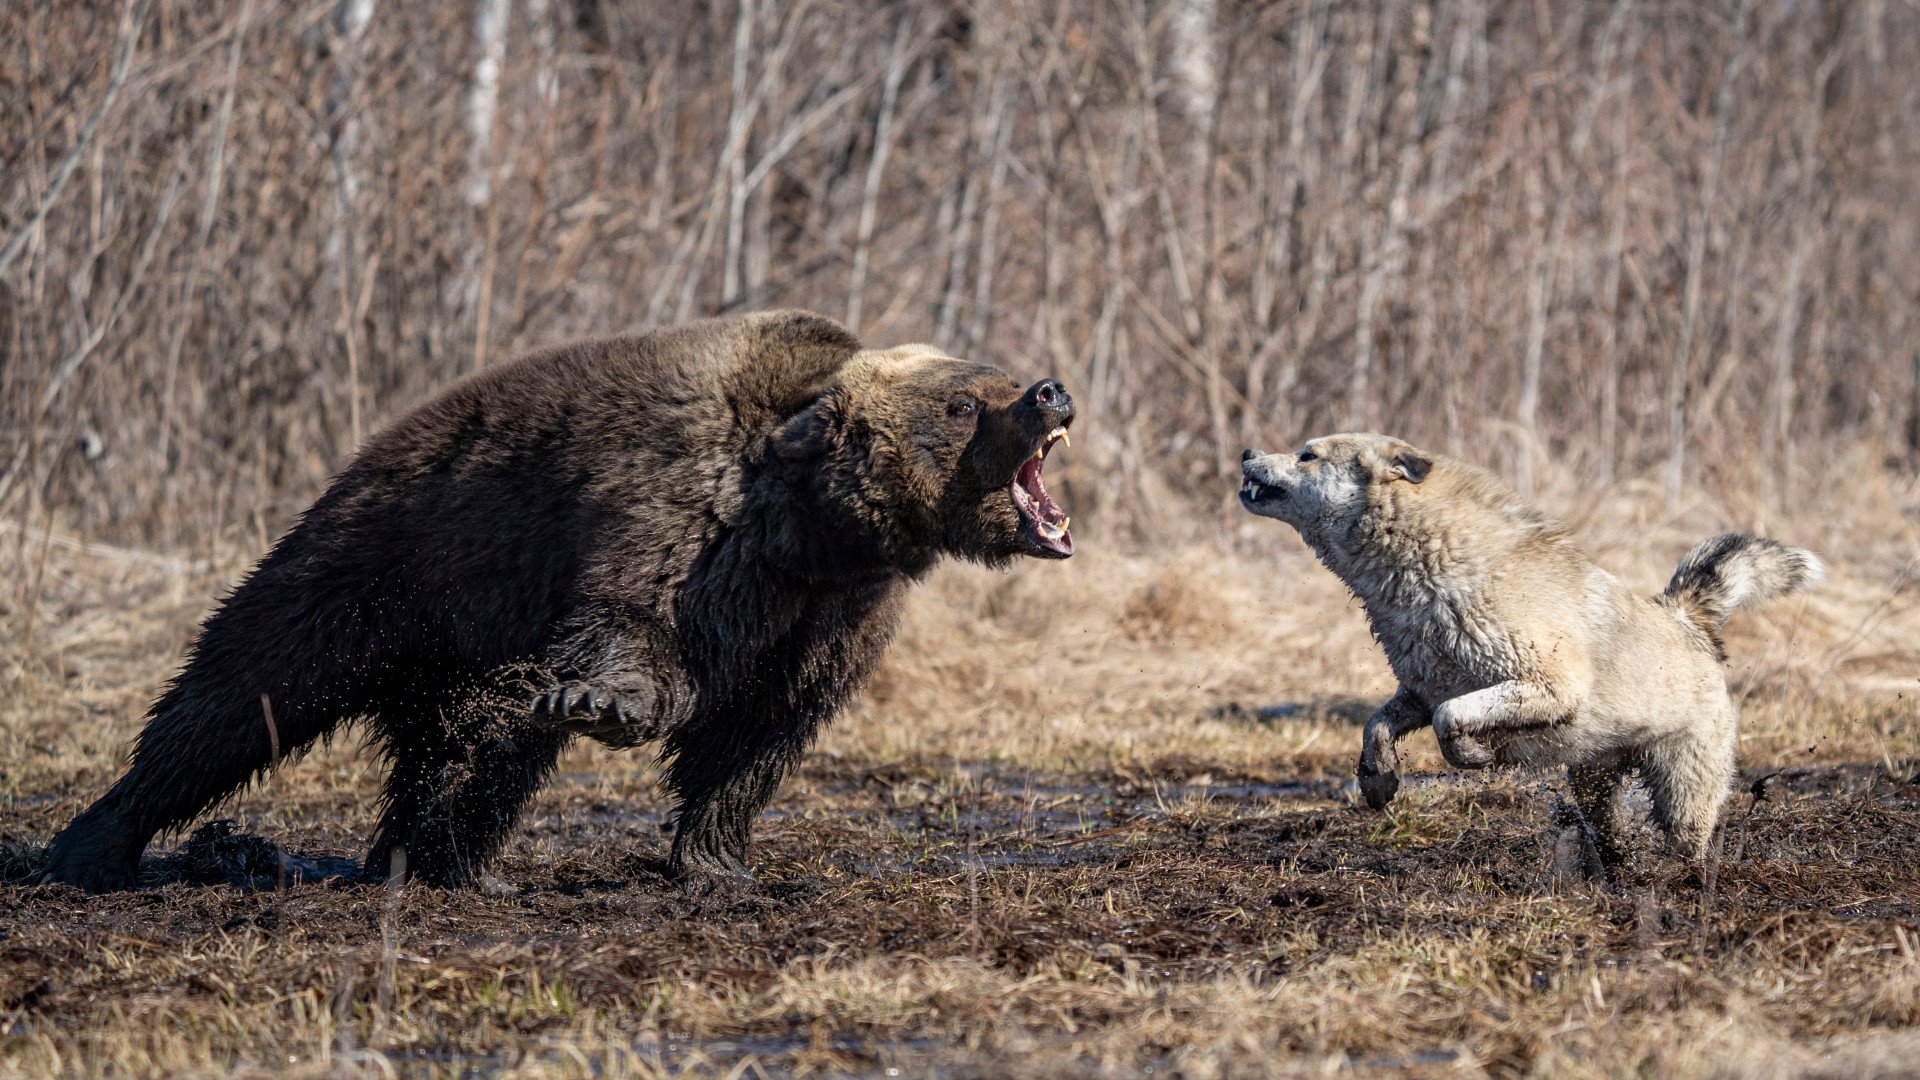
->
[948,397,977,418]
[1297,451,1317,463]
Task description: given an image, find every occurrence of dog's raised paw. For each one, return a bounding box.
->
[1438,732,1495,769]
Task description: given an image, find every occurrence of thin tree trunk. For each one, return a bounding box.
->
[525,0,557,109]
[1668,0,1751,504]
[467,0,510,211]
[846,18,913,332]
[1598,109,1628,486]
[330,0,377,432]
[719,0,756,308]
[936,67,1005,347]
[464,0,508,371]
[1767,45,1839,481]
[965,71,1014,353]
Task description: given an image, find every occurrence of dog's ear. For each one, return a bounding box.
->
[1387,449,1432,484]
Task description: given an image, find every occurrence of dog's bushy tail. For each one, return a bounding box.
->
[1662,534,1825,639]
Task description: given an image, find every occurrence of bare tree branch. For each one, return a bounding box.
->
[0,0,152,280]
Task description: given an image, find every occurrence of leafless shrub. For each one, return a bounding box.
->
[3,0,1916,547]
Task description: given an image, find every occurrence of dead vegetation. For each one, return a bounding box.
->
[1,463,1916,1077]
[6,0,1920,1074]
[7,1,1920,538]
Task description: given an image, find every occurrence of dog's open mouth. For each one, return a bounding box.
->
[1240,478,1282,505]
[1013,426,1073,557]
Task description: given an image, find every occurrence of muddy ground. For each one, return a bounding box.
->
[3,745,1917,1078]
[3,528,1917,1077]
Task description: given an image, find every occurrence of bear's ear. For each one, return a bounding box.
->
[772,392,842,461]
[1387,449,1432,484]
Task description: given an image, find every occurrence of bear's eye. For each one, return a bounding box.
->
[1297,450,1317,463]
[948,397,977,419]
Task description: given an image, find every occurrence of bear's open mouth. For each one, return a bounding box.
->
[1012,426,1073,557]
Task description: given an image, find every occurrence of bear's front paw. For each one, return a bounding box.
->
[531,683,652,748]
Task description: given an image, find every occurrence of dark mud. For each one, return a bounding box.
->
[1,757,1916,1076]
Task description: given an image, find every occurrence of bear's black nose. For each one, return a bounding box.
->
[1021,379,1073,421]
[1241,448,1258,463]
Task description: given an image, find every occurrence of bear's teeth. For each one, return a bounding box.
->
[1047,427,1069,448]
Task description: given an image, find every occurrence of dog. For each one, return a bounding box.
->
[1238,433,1823,867]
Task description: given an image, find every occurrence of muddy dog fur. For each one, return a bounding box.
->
[42,311,1076,892]
[1239,433,1822,868]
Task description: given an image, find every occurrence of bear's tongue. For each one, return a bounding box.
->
[1011,443,1072,557]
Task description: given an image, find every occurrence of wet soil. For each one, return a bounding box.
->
[1,757,1916,1076]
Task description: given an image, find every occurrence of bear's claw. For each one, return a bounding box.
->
[532,683,652,748]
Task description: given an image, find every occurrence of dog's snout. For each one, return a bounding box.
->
[1241,448,1258,464]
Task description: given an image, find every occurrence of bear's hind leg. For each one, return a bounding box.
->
[365,700,568,888]
[44,686,342,893]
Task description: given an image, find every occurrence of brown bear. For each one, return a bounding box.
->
[42,311,1076,892]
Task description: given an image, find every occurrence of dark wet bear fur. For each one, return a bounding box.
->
[43,311,1076,892]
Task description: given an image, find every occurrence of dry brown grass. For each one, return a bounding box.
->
[1,458,1915,1078]
[6,0,1920,1073]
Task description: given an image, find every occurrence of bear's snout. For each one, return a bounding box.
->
[1018,379,1074,429]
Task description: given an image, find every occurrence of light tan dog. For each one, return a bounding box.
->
[1238,433,1823,867]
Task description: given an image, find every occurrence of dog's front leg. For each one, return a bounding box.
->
[1357,687,1432,809]
[1433,680,1572,768]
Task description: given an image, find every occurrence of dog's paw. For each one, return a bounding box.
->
[1356,740,1402,810]
[1433,705,1496,769]
[1356,760,1400,810]
[1437,731,1495,769]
